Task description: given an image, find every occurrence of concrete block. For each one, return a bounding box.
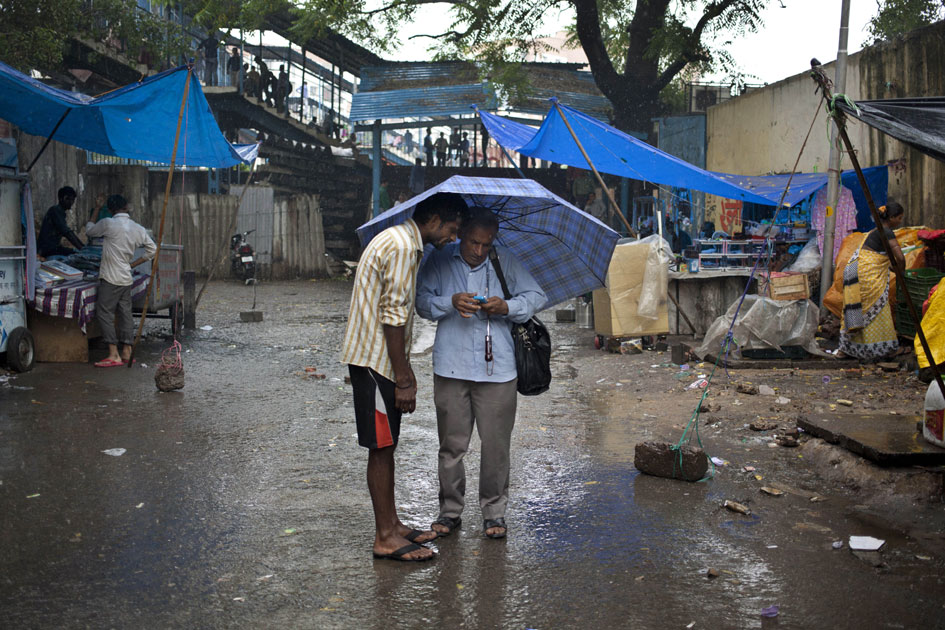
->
[634,440,708,482]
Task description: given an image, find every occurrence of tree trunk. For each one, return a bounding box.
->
[573,0,670,135]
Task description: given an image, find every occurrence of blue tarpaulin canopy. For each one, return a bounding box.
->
[0,61,257,167]
[478,103,887,210]
[714,167,888,230]
[479,103,775,205]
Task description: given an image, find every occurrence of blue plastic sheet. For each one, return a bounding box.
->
[0,61,257,167]
[479,104,774,205]
[479,104,888,211]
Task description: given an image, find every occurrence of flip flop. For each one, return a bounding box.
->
[483,518,507,539]
[405,529,437,544]
[94,358,125,368]
[432,516,462,538]
[372,543,434,562]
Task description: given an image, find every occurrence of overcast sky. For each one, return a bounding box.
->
[391,0,878,86]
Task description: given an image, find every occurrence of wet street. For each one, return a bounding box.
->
[3,279,945,629]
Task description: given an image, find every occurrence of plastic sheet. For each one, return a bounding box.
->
[696,294,828,359]
[636,235,673,320]
[915,279,945,369]
[785,237,822,273]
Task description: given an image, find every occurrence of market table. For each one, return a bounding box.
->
[668,268,757,336]
[28,274,150,362]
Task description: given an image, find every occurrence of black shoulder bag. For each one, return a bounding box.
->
[489,249,552,396]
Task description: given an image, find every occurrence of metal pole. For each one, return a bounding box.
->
[819,0,851,306]
[300,47,306,120]
[239,29,244,94]
[473,123,478,168]
[372,119,382,216]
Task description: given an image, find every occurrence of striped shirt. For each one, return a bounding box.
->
[340,219,424,381]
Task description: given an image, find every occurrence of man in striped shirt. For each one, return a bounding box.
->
[341,192,467,562]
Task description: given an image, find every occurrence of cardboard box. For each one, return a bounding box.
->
[593,240,669,337]
[757,271,809,300]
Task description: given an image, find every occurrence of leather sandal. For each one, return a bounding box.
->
[483,517,507,539]
[432,516,461,537]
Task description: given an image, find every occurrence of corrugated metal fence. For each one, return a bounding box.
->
[147,189,329,279]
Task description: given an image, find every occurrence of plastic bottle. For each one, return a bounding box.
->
[924,380,945,447]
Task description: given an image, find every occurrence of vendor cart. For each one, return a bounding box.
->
[132,244,184,335]
[0,245,33,371]
[0,173,34,371]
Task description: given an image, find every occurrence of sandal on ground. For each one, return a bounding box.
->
[483,517,507,539]
[372,543,434,562]
[405,528,437,544]
[431,516,462,538]
[94,358,125,368]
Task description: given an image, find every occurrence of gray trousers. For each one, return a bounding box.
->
[433,375,517,521]
[96,281,134,346]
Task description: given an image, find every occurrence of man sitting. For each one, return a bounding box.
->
[38,186,84,258]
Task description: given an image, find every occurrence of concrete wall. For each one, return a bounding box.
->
[656,114,706,168]
[706,19,945,228]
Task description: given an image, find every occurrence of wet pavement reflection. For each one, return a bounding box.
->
[2,280,944,628]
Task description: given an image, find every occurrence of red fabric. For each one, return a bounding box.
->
[374,387,394,448]
[924,284,939,317]
[918,229,945,244]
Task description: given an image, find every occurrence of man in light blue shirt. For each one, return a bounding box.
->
[416,208,546,539]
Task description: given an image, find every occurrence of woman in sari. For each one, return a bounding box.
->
[839,202,906,361]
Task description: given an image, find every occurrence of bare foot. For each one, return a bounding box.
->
[485,524,507,538]
[373,535,434,561]
[398,525,437,544]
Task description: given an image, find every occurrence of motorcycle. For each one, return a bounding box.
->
[230,229,257,284]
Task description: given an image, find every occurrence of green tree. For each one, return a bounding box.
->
[283,0,768,132]
[0,0,193,76]
[866,0,945,44]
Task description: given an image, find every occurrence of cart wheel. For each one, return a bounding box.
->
[171,301,183,336]
[7,327,35,372]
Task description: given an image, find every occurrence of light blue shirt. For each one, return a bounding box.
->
[416,243,547,383]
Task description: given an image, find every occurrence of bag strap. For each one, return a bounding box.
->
[488,248,512,300]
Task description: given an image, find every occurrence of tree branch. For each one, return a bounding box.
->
[653,0,749,92]
[363,0,476,16]
[408,30,465,40]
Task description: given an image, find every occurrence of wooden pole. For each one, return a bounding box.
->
[810,60,945,400]
[26,110,71,172]
[127,67,193,367]
[553,102,637,237]
[668,291,697,336]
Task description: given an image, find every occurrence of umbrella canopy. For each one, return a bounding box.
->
[357,175,620,307]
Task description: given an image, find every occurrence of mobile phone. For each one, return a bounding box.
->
[472,295,487,303]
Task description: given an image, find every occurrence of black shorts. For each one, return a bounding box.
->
[348,365,402,449]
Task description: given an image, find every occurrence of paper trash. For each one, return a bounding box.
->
[849,536,885,551]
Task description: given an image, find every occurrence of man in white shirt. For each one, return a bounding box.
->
[86,195,157,367]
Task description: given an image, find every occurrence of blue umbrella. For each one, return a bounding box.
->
[356,175,620,307]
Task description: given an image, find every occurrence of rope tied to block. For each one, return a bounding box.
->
[670,93,826,482]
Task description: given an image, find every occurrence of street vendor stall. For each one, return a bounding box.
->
[0,172,33,371]
[0,60,257,363]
